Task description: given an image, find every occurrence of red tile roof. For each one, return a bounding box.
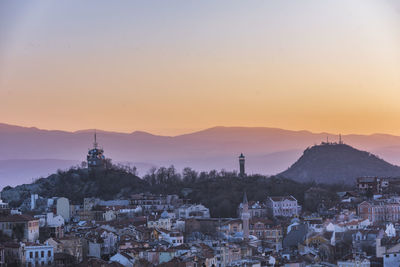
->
[0,214,36,222]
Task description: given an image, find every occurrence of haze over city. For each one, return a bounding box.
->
[3,2,400,266]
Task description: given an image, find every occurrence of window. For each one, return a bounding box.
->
[30,252,33,258]
[41,251,44,257]
[48,251,51,257]
[35,251,38,258]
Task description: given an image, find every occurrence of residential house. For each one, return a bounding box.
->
[20,242,54,267]
[147,211,172,230]
[249,218,282,243]
[46,236,85,263]
[176,204,210,219]
[0,214,39,242]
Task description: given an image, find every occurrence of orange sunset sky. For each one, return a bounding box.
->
[1,0,400,136]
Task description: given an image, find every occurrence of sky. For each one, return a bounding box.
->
[1,0,400,136]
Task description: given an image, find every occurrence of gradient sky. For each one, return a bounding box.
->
[1,0,400,135]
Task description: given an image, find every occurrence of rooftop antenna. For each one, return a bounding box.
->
[94,130,98,148]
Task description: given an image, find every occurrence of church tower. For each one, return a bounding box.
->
[242,192,250,241]
[239,153,245,177]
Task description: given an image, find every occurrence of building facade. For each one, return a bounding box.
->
[266,196,299,217]
[358,200,400,224]
[238,201,268,219]
[56,197,70,222]
[176,204,210,219]
[21,243,54,267]
[0,214,39,242]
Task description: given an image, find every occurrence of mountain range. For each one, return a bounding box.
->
[2,123,400,187]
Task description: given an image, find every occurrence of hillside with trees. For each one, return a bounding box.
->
[1,164,349,218]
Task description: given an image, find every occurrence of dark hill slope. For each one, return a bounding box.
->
[279,143,400,184]
[1,168,148,206]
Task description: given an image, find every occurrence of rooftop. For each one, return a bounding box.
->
[0,214,36,222]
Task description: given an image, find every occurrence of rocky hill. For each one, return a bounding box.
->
[279,143,400,184]
[1,167,148,207]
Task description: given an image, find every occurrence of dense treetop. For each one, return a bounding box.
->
[1,163,350,217]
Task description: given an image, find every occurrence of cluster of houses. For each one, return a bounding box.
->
[2,176,400,267]
[2,137,400,266]
[0,192,215,266]
[1,176,399,267]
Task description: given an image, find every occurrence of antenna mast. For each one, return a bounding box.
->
[94,130,98,148]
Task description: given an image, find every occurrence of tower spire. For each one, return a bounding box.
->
[242,191,250,241]
[94,130,98,148]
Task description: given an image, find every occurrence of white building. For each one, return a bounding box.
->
[46,213,65,227]
[147,211,172,230]
[103,210,117,221]
[21,242,54,266]
[56,197,70,222]
[158,229,184,246]
[266,196,299,217]
[35,213,65,228]
[0,193,9,211]
[30,194,38,210]
[384,253,400,267]
[337,258,370,267]
[176,204,210,219]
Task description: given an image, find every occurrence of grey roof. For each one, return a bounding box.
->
[98,200,130,206]
[283,224,308,249]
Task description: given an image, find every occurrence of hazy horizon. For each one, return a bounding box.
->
[1,1,400,136]
[4,121,400,137]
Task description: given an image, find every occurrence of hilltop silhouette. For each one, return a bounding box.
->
[279,142,400,184]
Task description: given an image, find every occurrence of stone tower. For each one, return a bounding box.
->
[242,192,250,241]
[239,153,245,177]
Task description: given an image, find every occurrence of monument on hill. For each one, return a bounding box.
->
[87,132,106,170]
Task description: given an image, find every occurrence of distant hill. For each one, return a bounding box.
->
[4,122,400,186]
[279,143,400,184]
